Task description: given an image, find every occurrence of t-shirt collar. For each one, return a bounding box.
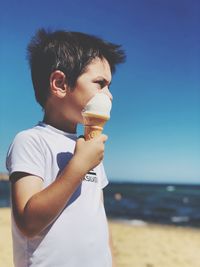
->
[37,121,77,140]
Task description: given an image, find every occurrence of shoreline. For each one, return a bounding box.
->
[1,208,200,267]
[109,217,200,230]
[0,173,9,181]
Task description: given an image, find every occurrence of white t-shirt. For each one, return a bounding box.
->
[6,122,112,267]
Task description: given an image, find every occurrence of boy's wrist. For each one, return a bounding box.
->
[65,155,89,181]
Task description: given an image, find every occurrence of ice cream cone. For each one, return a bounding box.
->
[82,93,112,140]
[82,113,109,140]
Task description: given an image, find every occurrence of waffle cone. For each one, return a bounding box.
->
[82,113,109,140]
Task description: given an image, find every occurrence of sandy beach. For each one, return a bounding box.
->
[1,208,200,267]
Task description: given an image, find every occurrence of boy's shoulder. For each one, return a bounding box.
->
[14,125,40,140]
[11,123,76,150]
[12,125,44,147]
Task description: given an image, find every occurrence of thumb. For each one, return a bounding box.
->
[99,134,108,143]
[78,135,85,140]
[76,135,86,144]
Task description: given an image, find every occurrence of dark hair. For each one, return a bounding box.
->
[27,28,126,107]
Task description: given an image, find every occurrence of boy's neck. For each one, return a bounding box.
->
[43,114,77,134]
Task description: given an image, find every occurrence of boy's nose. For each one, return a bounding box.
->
[101,87,113,101]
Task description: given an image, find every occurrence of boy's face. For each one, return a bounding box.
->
[64,57,113,124]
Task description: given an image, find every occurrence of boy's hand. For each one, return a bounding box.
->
[74,134,108,173]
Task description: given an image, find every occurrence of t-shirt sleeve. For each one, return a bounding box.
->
[6,131,45,180]
[99,162,109,189]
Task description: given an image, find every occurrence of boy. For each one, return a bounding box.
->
[6,29,125,267]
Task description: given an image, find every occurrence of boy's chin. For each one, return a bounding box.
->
[76,115,84,124]
[67,113,83,125]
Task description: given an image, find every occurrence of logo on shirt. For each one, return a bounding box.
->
[83,169,98,183]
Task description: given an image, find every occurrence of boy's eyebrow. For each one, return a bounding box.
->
[95,76,112,85]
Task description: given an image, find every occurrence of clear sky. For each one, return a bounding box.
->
[0,0,199,184]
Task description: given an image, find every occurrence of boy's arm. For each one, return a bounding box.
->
[11,135,107,238]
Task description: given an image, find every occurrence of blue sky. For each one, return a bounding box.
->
[0,0,199,183]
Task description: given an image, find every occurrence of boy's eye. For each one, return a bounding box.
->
[96,80,106,88]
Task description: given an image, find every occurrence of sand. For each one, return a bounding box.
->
[1,208,200,267]
[111,220,200,267]
[0,208,13,266]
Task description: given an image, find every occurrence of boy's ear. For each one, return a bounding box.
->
[50,70,68,98]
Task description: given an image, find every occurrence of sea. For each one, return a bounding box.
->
[1,180,200,227]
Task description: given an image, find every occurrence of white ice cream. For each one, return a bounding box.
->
[82,93,112,118]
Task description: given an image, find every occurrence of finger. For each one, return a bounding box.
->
[98,134,108,143]
[78,135,85,140]
[76,135,86,144]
